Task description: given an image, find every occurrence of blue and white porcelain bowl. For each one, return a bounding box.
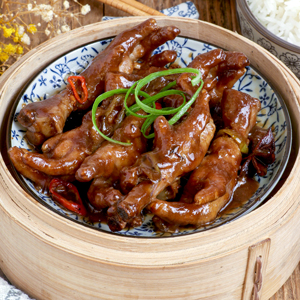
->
[8,36,292,238]
[236,0,300,80]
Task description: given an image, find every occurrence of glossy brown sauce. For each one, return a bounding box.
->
[74,173,260,226]
[221,176,260,214]
[87,176,260,229]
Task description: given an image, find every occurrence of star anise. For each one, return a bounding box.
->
[240,127,275,177]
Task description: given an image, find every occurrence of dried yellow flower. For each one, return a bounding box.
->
[13,36,20,43]
[16,45,24,54]
[27,24,37,34]
[0,0,90,77]
[3,43,16,55]
[0,52,9,62]
[2,26,15,38]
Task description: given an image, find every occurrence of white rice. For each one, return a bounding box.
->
[247,0,300,47]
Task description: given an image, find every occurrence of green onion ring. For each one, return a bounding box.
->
[124,83,151,119]
[92,89,133,146]
[160,80,177,92]
[128,90,187,115]
[141,115,157,139]
[92,68,204,145]
[169,79,204,125]
[134,68,202,116]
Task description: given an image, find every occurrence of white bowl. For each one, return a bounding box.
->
[236,0,300,79]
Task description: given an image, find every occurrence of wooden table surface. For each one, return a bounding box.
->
[0,0,299,299]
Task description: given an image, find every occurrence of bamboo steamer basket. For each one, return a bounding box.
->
[0,17,299,300]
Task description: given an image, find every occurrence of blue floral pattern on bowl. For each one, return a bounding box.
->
[9,37,291,237]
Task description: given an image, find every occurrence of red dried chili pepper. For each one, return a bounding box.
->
[155,102,162,110]
[49,178,87,216]
[67,75,88,104]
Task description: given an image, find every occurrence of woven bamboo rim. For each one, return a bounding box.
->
[0,17,299,300]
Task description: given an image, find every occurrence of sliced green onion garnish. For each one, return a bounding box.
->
[92,68,204,145]
[124,83,151,119]
[141,115,157,139]
[92,89,132,146]
[128,90,186,115]
[134,68,202,116]
[160,80,177,92]
[169,79,204,125]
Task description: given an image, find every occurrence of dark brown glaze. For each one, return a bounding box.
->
[139,26,180,60]
[149,89,261,231]
[17,19,179,145]
[149,137,241,228]
[176,49,227,97]
[221,89,261,140]
[140,50,177,68]
[185,49,227,80]
[143,73,180,98]
[181,89,261,204]
[117,25,180,75]
[76,114,147,210]
[180,137,242,204]
[8,147,53,192]
[156,178,180,201]
[163,93,185,109]
[76,114,147,182]
[209,69,246,106]
[163,77,219,110]
[17,94,128,177]
[218,51,250,73]
[107,90,216,231]
[80,19,158,97]
[149,190,234,228]
[222,177,259,213]
[209,52,250,106]
[162,49,227,108]
[19,89,76,146]
[87,178,124,210]
[104,72,142,91]
[108,181,153,231]
[119,92,215,195]
[151,177,259,233]
[164,50,249,109]
[174,50,249,105]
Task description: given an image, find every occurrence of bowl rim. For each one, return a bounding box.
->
[236,0,300,52]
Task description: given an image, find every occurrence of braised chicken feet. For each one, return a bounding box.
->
[17,19,180,145]
[150,89,261,231]
[107,89,216,231]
